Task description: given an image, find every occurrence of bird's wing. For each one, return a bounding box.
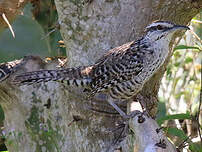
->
[90,40,144,94]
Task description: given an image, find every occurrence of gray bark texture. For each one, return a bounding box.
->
[0,0,201,152]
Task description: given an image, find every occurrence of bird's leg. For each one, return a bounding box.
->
[107,97,129,119]
[135,94,151,117]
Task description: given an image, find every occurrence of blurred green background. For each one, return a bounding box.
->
[0,1,65,63]
[0,1,201,152]
[157,13,202,152]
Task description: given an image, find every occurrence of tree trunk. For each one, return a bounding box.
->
[0,0,201,152]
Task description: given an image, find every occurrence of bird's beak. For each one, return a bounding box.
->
[173,25,190,31]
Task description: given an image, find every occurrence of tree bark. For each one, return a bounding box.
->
[0,0,201,152]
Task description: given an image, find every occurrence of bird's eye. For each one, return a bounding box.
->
[157,25,163,30]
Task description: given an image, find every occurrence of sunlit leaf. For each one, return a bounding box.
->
[191,19,202,24]
[174,45,201,51]
[194,64,201,71]
[189,143,202,152]
[166,64,172,77]
[165,128,201,152]
[166,127,187,140]
[157,113,192,125]
[185,57,193,63]
[173,51,181,57]
[174,62,180,67]
[175,91,185,99]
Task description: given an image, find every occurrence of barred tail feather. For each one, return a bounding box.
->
[13,66,92,87]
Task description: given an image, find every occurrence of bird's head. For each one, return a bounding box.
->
[145,21,190,42]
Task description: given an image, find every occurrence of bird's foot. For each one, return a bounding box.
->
[107,98,129,119]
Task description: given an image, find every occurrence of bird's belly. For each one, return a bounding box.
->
[107,53,166,100]
[108,65,158,100]
[109,78,142,100]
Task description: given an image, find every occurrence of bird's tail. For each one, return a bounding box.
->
[13,66,93,87]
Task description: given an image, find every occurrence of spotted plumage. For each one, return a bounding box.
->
[0,59,23,82]
[13,21,189,104]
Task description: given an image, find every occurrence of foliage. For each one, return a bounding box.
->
[157,113,192,126]
[0,1,65,63]
[157,14,202,151]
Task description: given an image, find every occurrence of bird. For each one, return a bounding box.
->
[13,21,189,117]
[0,59,23,82]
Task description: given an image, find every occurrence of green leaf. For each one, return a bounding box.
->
[185,57,193,63]
[7,140,14,145]
[174,45,201,51]
[156,100,167,120]
[174,62,180,67]
[174,91,185,99]
[166,65,172,76]
[189,143,202,152]
[157,113,192,125]
[0,15,51,62]
[173,51,181,57]
[166,127,187,140]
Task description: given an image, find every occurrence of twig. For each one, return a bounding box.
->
[191,19,202,24]
[41,22,60,40]
[176,135,191,151]
[2,13,15,38]
[68,115,82,127]
[190,29,202,45]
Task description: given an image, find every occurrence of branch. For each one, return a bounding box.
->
[129,111,177,152]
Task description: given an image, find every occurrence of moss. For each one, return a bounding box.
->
[105,0,115,2]
[81,16,90,21]
[69,0,90,6]
[75,24,83,32]
[25,106,63,152]
[5,130,23,151]
[0,105,5,123]
[31,92,42,104]
[69,0,82,5]
[26,106,40,132]
[128,134,135,152]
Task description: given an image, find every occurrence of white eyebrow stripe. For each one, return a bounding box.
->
[146,22,174,29]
